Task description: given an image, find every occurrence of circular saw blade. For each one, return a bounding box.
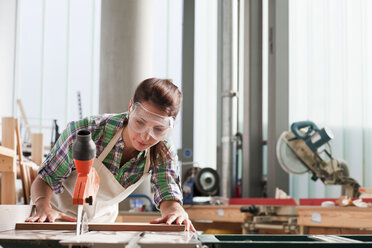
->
[276,131,309,175]
[195,168,219,196]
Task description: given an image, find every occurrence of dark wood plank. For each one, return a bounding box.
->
[16,222,185,232]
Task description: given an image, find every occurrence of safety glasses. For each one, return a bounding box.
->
[128,102,174,141]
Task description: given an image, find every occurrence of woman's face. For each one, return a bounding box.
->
[127,101,169,151]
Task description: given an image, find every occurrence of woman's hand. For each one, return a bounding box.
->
[27,176,76,223]
[26,198,76,223]
[150,200,196,232]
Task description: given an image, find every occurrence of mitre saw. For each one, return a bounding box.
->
[276,121,360,197]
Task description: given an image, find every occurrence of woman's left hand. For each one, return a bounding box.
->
[150,200,196,232]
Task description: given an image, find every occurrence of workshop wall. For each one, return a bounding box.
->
[193,0,218,169]
[3,0,186,153]
[12,0,101,147]
[288,0,372,198]
[152,0,183,151]
[0,0,17,120]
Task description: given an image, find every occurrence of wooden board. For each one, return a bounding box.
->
[184,205,249,223]
[0,117,17,204]
[297,206,372,229]
[31,133,44,165]
[2,117,16,151]
[15,118,30,204]
[0,155,16,172]
[0,146,16,158]
[16,99,32,140]
[116,211,244,234]
[16,222,185,232]
[116,212,161,222]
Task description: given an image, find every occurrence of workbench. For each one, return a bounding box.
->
[117,205,250,234]
[186,199,372,235]
[3,230,372,247]
[3,204,372,247]
[0,205,198,247]
[184,199,299,234]
[0,229,200,248]
[118,206,295,235]
[184,204,248,234]
[200,234,372,247]
[297,206,372,235]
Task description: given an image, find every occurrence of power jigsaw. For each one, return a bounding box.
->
[72,130,100,235]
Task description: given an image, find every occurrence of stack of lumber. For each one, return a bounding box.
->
[0,117,42,204]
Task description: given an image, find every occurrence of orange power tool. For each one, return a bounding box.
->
[72,130,100,205]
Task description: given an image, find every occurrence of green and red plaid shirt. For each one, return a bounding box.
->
[38,113,182,206]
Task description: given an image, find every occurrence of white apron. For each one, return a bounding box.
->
[50,128,151,223]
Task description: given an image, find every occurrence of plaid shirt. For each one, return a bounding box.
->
[38,113,183,206]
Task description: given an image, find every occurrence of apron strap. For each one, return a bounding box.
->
[98,127,151,174]
[98,128,123,161]
[144,149,151,173]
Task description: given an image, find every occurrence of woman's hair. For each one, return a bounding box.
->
[133,78,182,166]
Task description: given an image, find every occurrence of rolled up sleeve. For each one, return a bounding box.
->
[151,142,183,207]
[38,118,95,193]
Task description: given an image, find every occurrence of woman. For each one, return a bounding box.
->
[27,78,195,232]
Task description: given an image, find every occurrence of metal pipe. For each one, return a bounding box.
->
[220,0,237,198]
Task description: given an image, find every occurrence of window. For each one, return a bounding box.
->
[289,0,372,198]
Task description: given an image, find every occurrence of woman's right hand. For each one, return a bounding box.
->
[26,199,76,223]
[27,175,76,223]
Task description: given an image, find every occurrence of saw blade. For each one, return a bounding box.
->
[276,131,309,175]
[76,205,83,235]
[81,211,88,234]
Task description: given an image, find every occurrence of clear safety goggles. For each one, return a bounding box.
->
[128,102,175,141]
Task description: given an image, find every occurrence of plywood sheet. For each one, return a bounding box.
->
[16,222,185,232]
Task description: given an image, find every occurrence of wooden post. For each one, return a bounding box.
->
[16,99,32,141]
[1,117,17,204]
[2,117,16,150]
[31,133,44,166]
[15,119,31,204]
